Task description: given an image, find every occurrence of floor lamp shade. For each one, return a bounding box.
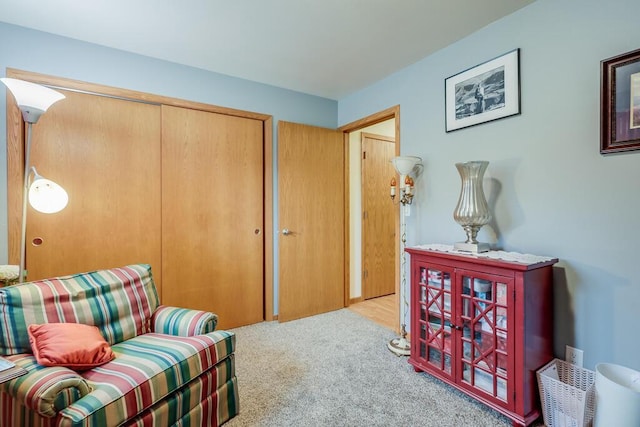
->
[1,78,65,123]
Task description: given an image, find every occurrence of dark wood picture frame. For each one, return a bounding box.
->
[601,47,640,154]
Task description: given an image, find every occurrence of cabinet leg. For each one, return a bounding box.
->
[413,367,422,373]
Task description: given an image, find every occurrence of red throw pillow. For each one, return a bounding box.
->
[28,323,115,370]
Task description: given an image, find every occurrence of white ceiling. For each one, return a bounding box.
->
[0,0,535,100]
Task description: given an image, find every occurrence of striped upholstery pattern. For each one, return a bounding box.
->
[0,392,56,427]
[0,265,238,426]
[0,265,159,356]
[151,305,218,336]
[121,361,237,427]
[0,354,91,420]
[1,332,236,427]
[60,331,235,426]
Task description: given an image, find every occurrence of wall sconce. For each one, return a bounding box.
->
[389,156,422,205]
[1,78,66,283]
[387,155,423,357]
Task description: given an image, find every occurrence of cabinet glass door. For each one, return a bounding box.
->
[416,265,453,377]
[459,274,511,403]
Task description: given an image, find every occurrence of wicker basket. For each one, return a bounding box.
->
[537,359,596,427]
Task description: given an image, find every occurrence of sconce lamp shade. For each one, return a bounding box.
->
[391,156,422,176]
[28,175,68,214]
[1,78,65,124]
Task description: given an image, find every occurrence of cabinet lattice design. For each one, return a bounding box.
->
[407,247,557,427]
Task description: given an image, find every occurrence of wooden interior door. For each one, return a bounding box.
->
[361,133,396,299]
[278,121,345,322]
[161,105,264,329]
[25,89,162,284]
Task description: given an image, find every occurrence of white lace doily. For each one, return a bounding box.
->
[411,244,555,264]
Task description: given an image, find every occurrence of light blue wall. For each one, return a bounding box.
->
[339,0,640,370]
[0,22,338,314]
[3,0,639,371]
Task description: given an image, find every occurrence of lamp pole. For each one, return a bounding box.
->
[387,156,423,356]
[1,78,66,283]
[18,122,34,283]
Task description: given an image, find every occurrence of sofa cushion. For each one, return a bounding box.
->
[0,264,159,356]
[58,331,235,425]
[28,323,115,370]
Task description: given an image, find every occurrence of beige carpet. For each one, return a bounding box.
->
[226,309,543,426]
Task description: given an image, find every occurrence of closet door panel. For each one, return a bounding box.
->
[27,90,162,284]
[161,105,264,329]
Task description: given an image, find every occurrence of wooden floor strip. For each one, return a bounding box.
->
[348,294,396,332]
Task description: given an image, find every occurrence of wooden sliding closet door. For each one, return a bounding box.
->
[24,90,162,283]
[161,105,264,329]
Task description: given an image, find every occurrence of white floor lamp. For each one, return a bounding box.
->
[2,78,67,283]
[387,155,423,356]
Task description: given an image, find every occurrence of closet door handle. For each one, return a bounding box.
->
[281,228,292,235]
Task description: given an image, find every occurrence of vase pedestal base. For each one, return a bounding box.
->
[454,241,490,253]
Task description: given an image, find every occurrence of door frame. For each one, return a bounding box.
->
[5,67,275,321]
[339,105,401,333]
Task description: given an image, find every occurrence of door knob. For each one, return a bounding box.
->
[282,228,292,235]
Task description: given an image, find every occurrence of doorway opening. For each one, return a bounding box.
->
[339,106,400,333]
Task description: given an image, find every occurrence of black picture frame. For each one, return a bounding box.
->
[601,47,640,154]
[445,49,520,132]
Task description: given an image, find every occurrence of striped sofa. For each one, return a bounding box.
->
[0,264,238,427]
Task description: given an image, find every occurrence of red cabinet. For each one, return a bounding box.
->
[406,247,558,427]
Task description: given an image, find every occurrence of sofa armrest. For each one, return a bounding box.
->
[151,305,218,336]
[2,355,91,418]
